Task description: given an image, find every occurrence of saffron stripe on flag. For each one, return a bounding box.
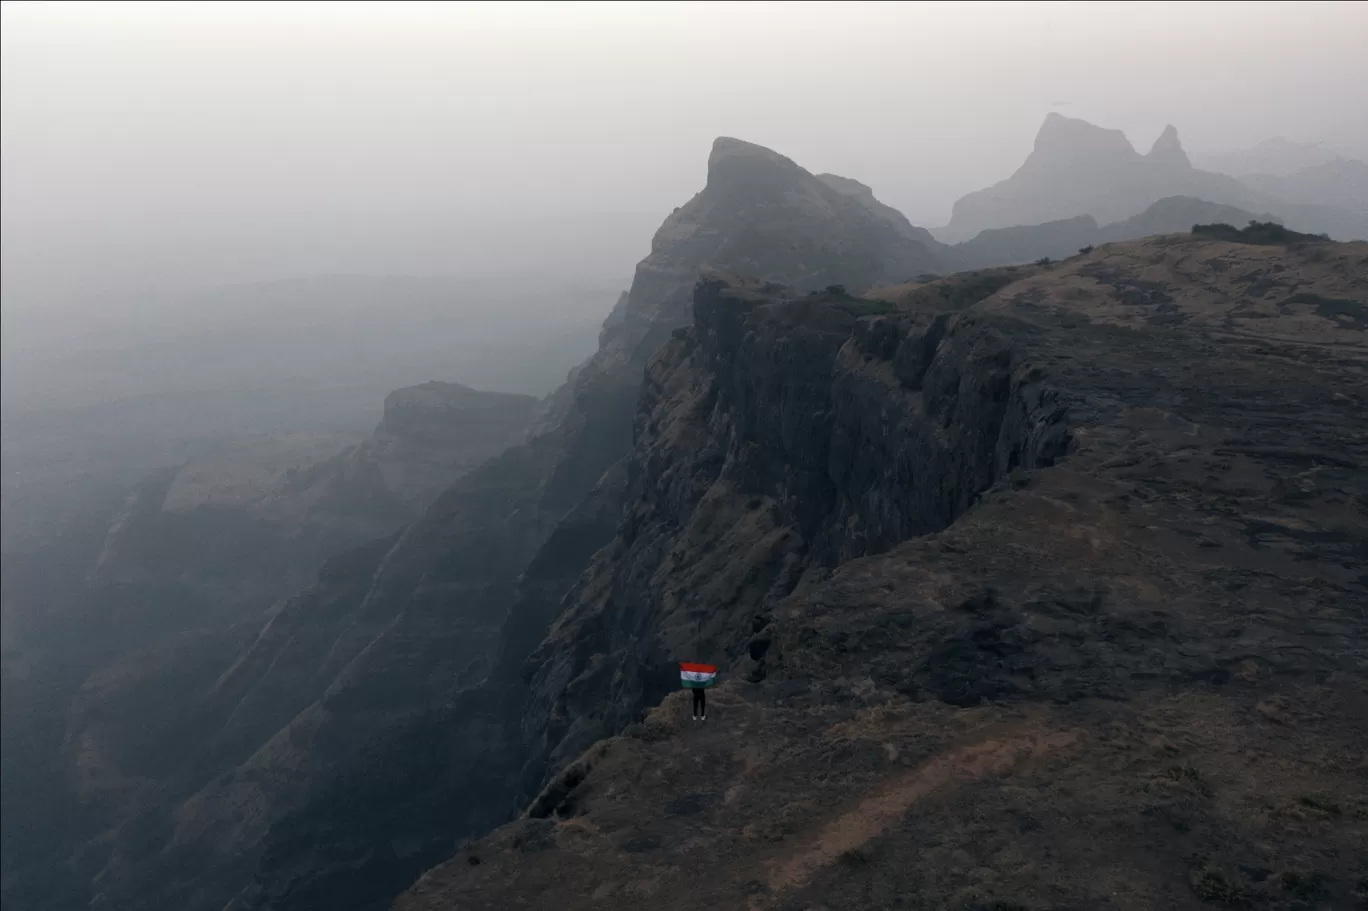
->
[680,662,717,688]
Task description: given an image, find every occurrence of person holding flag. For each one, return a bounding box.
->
[679,661,717,721]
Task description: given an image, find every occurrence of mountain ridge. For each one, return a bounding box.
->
[397,233,1368,911]
[0,380,536,911]
[941,114,1366,243]
[5,131,1365,911]
[950,195,1286,270]
[15,135,949,911]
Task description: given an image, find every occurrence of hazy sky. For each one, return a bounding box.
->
[4,0,1367,323]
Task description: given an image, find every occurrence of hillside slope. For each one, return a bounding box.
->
[0,381,535,910]
[398,234,1368,911]
[950,196,1283,270]
[86,381,536,617]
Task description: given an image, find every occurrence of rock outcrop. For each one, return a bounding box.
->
[398,234,1368,911]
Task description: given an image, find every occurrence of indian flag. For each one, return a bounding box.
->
[679,662,717,688]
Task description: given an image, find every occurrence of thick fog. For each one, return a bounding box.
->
[4,0,1367,331]
[3,0,1367,548]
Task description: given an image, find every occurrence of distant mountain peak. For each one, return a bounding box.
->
[1147,124,1190,167]
[708,135,788,160]
[1026,112,1137,168]
[705,136,808,191]
[940,114,1291,242]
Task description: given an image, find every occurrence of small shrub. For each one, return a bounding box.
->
[804,284,895,315]
[1078,245,1094,255]
[934,271,1019,308]
[1299,793,1342,817]
[831,298,897,317]
[1164,763,1213,796]
[839,844,874,866]
[1280,870,1330,899]
[1191,220,1330,245]
[1035,256,1053,266]
[1190,865,1249,905]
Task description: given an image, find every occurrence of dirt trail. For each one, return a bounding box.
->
[768,729,1078,893]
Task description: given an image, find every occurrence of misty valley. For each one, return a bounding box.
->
[2,4,1366,911]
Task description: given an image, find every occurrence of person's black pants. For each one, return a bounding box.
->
[691,687,706,716]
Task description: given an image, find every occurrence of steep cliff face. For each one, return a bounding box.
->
[538,137,946,515]
[510,270,1072,785]
[398,235,1368,911]
[44,137,945,911]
